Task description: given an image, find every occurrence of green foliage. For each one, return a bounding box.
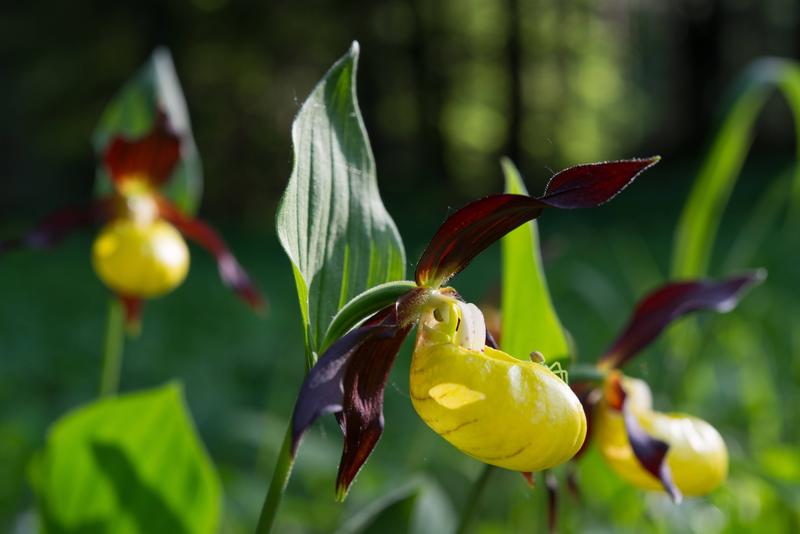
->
[321,280,417,352]
[672,58,800,278]
[29,383,220,534]
[334,477,455,534]
[92,48,203,214]
[500,158,570,364]
[276,42,406,366]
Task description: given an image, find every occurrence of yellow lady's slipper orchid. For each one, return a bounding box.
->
[289,158,660,497]
[410,297,587,471]
[0,115,263,327]
[594,375,728,496]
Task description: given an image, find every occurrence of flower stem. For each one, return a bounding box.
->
[456,464,495,534]
[568,364,606,384]
[99,297,125,397]
[255,424,295,534]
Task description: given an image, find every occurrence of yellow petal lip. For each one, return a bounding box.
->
[428,383,486,409]
[92,218,190,298]
[410,300,587,472]
[595,376,728,496]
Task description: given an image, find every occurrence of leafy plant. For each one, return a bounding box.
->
[275,41,406,369]
[263,40,660,534]
[30,384,220,534]
[500,158,571,365]
[672,58,800,278]
[2,49,262,534]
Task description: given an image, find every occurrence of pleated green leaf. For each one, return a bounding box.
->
[92,47,203,214]
[29,383,220,534]
[276,42,406,365]
[500,158,570,364]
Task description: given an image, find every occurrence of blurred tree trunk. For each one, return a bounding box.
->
[685,0,722,148]
[506,0,523,165]
[410,0,447,183]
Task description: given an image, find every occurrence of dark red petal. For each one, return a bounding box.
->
[104,113,181,188]
[570,382,601,459]
[566,469,581,500]
[485,327,500,350]
[336,319,413,499]
[598,271,765,369]
[290,323,383,453]
[0,201,112,255]
[120,295,144,335]
[291,302,397,451]
[415,194,545,288]
[539,157,659,208]
[156,198,265,311]
[289,303,413,499]
[415,158,659,288]
[521,472,535,487]
[607,374,681,503]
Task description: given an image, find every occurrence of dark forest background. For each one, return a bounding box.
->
[2,0,798,224]
[1,1,799,532]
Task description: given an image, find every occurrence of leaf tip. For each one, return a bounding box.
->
[152,45,173,64]
[751,267,768,284]
[499,155,514,170]
[349,40,360,58]
[670,486,684,504]
[500,157,525,192]
[335,481,350,502]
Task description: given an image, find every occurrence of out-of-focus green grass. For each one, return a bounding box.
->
[1,162,798,533]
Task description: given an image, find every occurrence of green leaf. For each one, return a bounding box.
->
[321,280,417,352]
[92,47,203,214]
[671,58,800,278]
[334,476,455,534]
[30,383,220,534]
[276,42,406,365]
[500,158,570,363]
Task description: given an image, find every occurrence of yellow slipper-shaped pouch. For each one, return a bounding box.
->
[410,298,586,471]
[595,375,728,496]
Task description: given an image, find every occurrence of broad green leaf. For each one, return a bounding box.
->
[672,58,800,278]
[500,158,570,363]
[334,476,455,534]
[276,42,406,364]
[30,383,220,534]
[92,47,203,214]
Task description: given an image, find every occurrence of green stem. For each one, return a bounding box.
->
[568,364,606,384]
[99,298,125,397]
[455,464,495,534]
[256,280,421,532]
[255,425,295,534]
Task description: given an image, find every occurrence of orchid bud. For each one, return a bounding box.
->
[410,297,586,472]
[92,218,190,298]
[595,375,728,496]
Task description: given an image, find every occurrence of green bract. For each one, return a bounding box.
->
[276,42,406,368]
[500,158,571,365]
